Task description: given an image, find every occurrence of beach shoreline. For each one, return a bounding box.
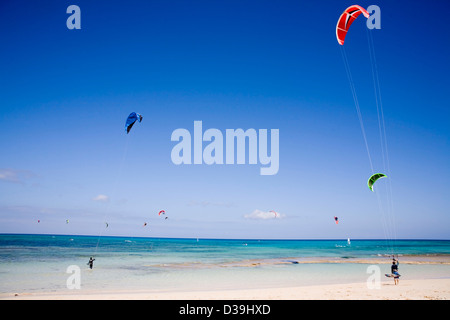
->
[2,236,449,300]
[2,278,449,300]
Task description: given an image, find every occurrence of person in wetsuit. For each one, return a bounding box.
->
[87,257,95,269]
[391,257,400,285]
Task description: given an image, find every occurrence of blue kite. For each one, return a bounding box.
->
[125,112,143,134]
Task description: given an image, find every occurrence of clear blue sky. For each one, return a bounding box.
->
[1,0,449,239]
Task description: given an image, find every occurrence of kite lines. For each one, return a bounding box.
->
[336,5,397,255]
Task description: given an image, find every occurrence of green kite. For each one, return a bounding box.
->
[368,173,387,192]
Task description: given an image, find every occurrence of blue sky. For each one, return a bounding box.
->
[0,0,449,239]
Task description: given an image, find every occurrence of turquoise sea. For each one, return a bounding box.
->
[1,234,449,294]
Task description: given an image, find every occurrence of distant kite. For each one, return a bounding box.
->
[368,173,387,192]
[125,112,143,134]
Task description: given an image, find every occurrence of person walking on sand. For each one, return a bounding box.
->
[391,257,400,285]
[87,257,95,269]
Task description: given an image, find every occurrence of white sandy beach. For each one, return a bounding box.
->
[2,278,449,300]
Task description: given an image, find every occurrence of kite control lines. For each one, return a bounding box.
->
[336,5,396,257]
[92,112,144,266]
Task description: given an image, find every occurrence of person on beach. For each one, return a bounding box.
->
[87,257,95,269]
[391,257,400,285]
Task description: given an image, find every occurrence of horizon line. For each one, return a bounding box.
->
[1,232,449,242]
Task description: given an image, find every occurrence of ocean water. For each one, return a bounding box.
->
[1,234,449,294]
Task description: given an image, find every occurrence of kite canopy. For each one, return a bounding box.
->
[336,5,370,45]
[368,173,387,192]
[125,112,143,134]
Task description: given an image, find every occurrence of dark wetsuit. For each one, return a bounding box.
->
[391,260,399,277]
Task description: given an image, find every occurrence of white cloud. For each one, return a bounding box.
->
[92,194,109,202]
[244,209,283,220]
[0,168,36,184]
